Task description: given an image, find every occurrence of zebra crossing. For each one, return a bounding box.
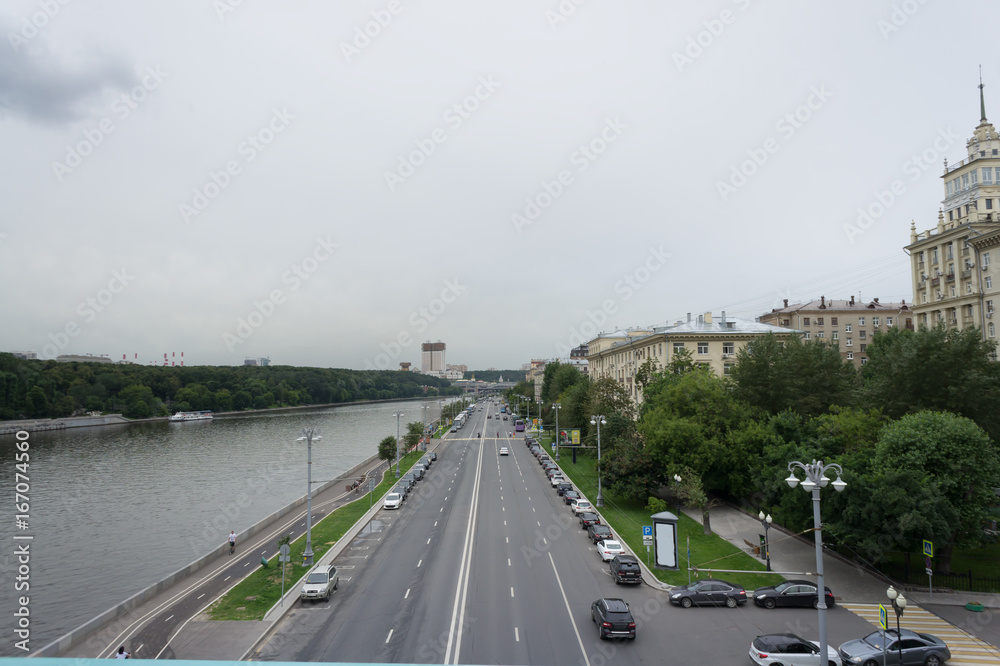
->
[841,602,1000,665]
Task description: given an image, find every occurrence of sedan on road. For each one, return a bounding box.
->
[579,512,601,529]
[669,579,747,608]
[550,475,567,487]
[563,490,581,504]
[591,598,636,640]
[838,629,950,666]
[499,447,509,456]
[588,524,613,544]
[596,539,626,561]
[753,580,835,609]
[557,482,574,496]
[750,633,841,666]
[382,493,402,510]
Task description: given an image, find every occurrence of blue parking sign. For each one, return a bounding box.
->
[642,525,653,537]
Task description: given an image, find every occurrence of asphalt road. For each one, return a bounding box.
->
[254,399,881,665]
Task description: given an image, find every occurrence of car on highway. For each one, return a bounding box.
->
[450,425,458,432]
[588,524,613,544]
[545,468,561,480]
[383,493,402,510]
[392,484,408,499]
[499,447,509,455]
[753,580,835,609]
[749,633,841,666]
[596,539,626,561]
[396,478,413,494]
[300,564,339,602]
[571,499,593,515]
[557,482,574,496]
[563,490,581,504]
[429,451,437,461]
[550,475,567,487]
[609,554,642,585]
[410,466,424,481]
[591,597,636,640]
[669,579,747,608]
[579,512,601,529]
[838,629,950,666]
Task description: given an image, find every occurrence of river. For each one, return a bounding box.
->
[0,398,455,656]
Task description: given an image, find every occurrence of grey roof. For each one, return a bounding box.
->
[767,298,910,314]
[598,316,802,352]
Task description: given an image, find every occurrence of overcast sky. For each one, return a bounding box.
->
[1,1,994,371]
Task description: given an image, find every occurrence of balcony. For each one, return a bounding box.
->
[946,273,955,282]
[962,269,972,280]
[931,277,941,287]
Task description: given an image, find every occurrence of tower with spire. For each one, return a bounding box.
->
[905,71,1000,343]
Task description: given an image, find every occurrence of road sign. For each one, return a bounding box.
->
[923,539,934,558]
[279,544,291,563]
[925,567,933,576]
[879,604,888,630]
[642,525,653,537]
[571,429,581,445]
[643,536,653,546]
[925,556,932,570]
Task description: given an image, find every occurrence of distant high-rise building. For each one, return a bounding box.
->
[421,342,446,373]
[399,362,411,371]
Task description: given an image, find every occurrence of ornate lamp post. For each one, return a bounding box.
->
[785,459,846,666]
[552,402,561,461]
[392,410,403,478]
[673,474,682,517]
[296,428,321,566]
[590,415,606,507]
[421,404,430,451]
[886,586,907,664]
[757,510,773,571]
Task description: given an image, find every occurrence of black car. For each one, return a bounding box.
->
[556,482,574,496]
[588,524,613,544]
[753,580,835,610]
[579,512,601,528]
[609,555,642,585]
[563,490,581,504]
[670,579,747,608]
[591,598,636,640]
[429,451,437,461]
[392,484,408,499]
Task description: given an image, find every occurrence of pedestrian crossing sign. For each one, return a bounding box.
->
[879,604,888,630]
[923,539,933,558]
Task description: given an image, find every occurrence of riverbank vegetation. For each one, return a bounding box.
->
[0,354,461,420]
[509,326,1000,584]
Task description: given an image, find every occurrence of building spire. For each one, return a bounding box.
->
[980,65,987,122]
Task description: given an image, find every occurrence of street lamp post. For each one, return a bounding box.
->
[673,474,682,518]
[422,404,430,452]
[757,510,773,571]
[590,415,606,508]
[886,586,907,664]
[392,411,403,478]
[296,428,322,566]
[785,459,846,666]
[552,402,561,461]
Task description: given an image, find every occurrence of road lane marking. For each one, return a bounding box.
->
[427,538,432,544]
[548,552,591,666]
[385,629,393,643]
[515,627,519,642]
[508,558,511,567]
[196,594,204,600]
[417,559,422,567]
[404,589,410,599]
[434,521,438,526]
[510,587,514,598]
[164,615,173,622]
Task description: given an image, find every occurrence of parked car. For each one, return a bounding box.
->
[571,499,593,515]
[383,493,402,510]
[669,579,747,608]
[499,447,509,456]
[563,490,581,504]
[838,629,950,666]
[753,580,835,609]
[410,467,424,481]
[396,478,412,494]
[550,475,567,487]
[429,451,437,461]
[300,564,339,602]
[749,633,841,666]
[588,524,613,544]
[591,598,636,640]
[579,512,601,529]
[609,555,642,585]
[392,484,408,499]
[597,539,626,561]
[557,482,574,496]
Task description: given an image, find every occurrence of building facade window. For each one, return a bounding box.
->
[816,317,824,325]
[673,343,684,352]
[861,358,868,366]
[985,252,991,267]
[987,276,993,289]
[697,342,709,355]
[968,282,974,294]
[831,317,838,325]
[846,338,853,347]
[846,352,853,360]
[859,330,866,340]
[803,332,811,340]
[832,331,839,340]
[872,317,880,327]
[845,324,852,332]
[886,317,893,327]
[985,168,995,184]
[803,317,810,325]
[816,331,825,338]
[723,364,734,377]
[722,342,734,355]
[860,344,866,353]
[990,322,996,338]
[858,317,865,326]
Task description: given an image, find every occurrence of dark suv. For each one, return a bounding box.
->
[591,598,636,640]
[610,555,642,585]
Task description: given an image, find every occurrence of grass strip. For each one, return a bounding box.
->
[208,449,425,620]
[539,434,783,589]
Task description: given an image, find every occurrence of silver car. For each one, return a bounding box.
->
[300,564,339,602]
[838,629,950,666]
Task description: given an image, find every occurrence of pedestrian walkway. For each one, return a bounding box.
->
[841,602,1000,665]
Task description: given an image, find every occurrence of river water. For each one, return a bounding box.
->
[0,398,453,656]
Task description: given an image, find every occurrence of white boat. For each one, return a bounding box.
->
[169,411,214,422]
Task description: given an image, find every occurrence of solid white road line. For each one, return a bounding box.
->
[548,552,592,666]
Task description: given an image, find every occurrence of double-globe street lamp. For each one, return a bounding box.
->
[758,510,773,571]
[296,427,322,566]
[886,586,908,664]
[590,415,606,508]
[421,404,430,452]
[392,410,403,478]
[785,459,846,666]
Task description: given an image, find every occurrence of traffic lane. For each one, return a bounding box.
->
[256,440,475,662]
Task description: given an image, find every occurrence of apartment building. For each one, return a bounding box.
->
[759,296,912,367]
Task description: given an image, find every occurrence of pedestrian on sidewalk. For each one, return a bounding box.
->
[228,531,236,555]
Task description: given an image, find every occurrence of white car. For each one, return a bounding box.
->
[550,475,567,487]
[383,493,402,510]
[571,499,593,515]
[749,634,842,666]
[499,447,509,456]
[300,564,339,602]
[597,539,626,561]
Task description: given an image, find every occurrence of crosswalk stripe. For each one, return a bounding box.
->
[841,603,1000,666]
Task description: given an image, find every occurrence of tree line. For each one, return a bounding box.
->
[510,326,1000,574]
[0,354,461,421]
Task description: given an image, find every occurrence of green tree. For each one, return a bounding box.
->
[25,386,48,418]
[403,421,424,451]
[378,435,398,464]
[861,325,1000,441]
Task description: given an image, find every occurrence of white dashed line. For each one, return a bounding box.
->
[510,587,514,598]
[427,538,432,545]
[515,627,520,642]
[417,559,423,567]
[434,521,438,526]
[386,629,394,643]
[404,589,410,599]
[508,558,511,567]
